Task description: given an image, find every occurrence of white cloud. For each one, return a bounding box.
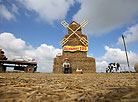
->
[24,44,61,72]
[101,46,138,64]
[117,23,138,45]
[0,32,62,72]
[73,0,138,35]
[97,46,138,72]
[0,33,26,54]
[87,53,93,57]
[18,0,74,23]
[0,5,14,20]
[11,4,19,15]
[96,61,108,72]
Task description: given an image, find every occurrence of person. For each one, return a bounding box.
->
[0,51,7,60]
[0,50,7,72]
[63,58,70,73]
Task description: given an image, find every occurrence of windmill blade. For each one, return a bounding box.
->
[60,20,88,46]
[60,26,81,46]
[62,20,88,35]
[59,33,74,46]
[67,19,88,38]
[61,21,69,28]
[67,20,88,36]
[60,38,68,46]
[60,31,77,46]
[74,32,89,46]
[69,19,88,33]
[60,21,72,46]
[80,20,88,28]
[80,37,89,46]
[67,20,89,46]
[61,20,82,34]
[60,20,80,46]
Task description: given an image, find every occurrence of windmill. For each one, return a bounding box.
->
[53,20,96,73]
[60,20,89,46]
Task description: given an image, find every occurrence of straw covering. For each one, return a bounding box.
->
[53,21,96,73]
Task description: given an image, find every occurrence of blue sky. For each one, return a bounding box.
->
[0,0,138,72]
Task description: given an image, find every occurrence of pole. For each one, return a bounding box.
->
[122,35,130,73]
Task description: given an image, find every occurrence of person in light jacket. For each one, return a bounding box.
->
[63,58,70,73]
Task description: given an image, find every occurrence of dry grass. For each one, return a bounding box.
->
[0,73,138,102]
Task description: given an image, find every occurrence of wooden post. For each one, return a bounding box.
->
[122,35,130,73]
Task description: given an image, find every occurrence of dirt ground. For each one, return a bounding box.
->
[0,73,138,102]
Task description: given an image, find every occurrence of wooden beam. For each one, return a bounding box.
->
[122,35,130,72]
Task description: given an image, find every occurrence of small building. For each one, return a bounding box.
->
[53,21,96,73]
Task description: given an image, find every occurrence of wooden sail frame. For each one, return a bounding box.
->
[60,20,89,46]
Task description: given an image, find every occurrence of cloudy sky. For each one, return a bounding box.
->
[0,0,138,72]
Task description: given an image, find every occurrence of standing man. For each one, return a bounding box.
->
[63,58,70,73]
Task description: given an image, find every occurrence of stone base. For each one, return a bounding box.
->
[53,56,96,73]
